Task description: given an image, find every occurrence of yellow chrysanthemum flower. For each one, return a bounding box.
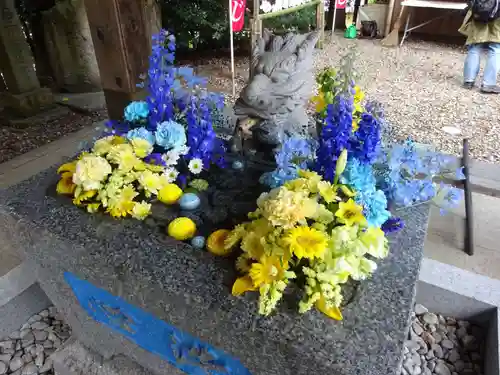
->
[232,275,257,296]
[73,189,97,205]
[241,232,265,260]
[249,255,288,287]
[316,296,343,320]
[107,144,141,172]
[107,185,138,218]
[87,203,101,213]
[92,135,126,156]
[73,155,112,191]
[130,138,153,158]
[283,226,328,260]
[56,172,76,195]
[236,253,253,273]
[224,224,246,251]
[131,201,151,220]
[138,170,162,196]
[335,199,367,227]
[352,118,359,132]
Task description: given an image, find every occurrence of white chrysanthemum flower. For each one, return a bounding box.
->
[73,155,112,191]
[162,150,180,166]
[188,158,203,174]
[164,167,179,183]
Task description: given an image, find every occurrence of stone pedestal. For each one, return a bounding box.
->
[1,87,54,117]
[0,163,430,375]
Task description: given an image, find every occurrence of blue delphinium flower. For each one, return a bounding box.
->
[144,153,167,166]
[315,96,353,182]
[126,127,155,145]
[124,101,149,122]
[351,112,382,164]
[381,217,405,234]
[260,136,317,188]
[155,120,187,150]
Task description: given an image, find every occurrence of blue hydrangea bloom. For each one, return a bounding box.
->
[124,101,149,122]
[155,120,187,150]
[126,127,155,145]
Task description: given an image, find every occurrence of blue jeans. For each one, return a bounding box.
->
[464,43,500,87]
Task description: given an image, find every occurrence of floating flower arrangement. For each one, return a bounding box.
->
[56,31,464,321]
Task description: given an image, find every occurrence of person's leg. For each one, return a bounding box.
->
[481,42,500,93]
[463,43,482,89]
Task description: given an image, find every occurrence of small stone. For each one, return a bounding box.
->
[30,322,48,331]
[2,349,15,355]
[461,335,476,348]
[39,310,49,318]
[413,365,422,375]
[447,326,456,336]
[441,339,454,349]
[27,315,42,324]
[457,320,470,329]
[39,357,52,373]
[0,362,6,375]
[454,360,465,372]
[415,304,428,315]
[52,337,61,348]
[432,344,443,358]
[9,330,21,340]
[427,359,437,372]
[405,340,420,352]
[22,354,33,364]
[438,315,446,325]
[411,353,421,366]
[20,330,32,339]
[0,341,14,350]
[421,332,435,346]
[447,349,460,363]
[11,369,22,375]
[428,325,437,333]
[10,357,24,372]
[446,317,457,326]
[412,322,424,336]
[0,354,12,363]
[35,352,44,368]
[432,332,442,343]
[48,307,57,317]
[15,341,22,350]
[423,368,432,375]
[33,331,48,342]
[422,312,438,325]
[42,341,53,349]
[403,359,413,373]
[21,363,38,375]
[425,350,435,360]
[21,334,35,348]
[456,326,467,339]
[435,362,452,375]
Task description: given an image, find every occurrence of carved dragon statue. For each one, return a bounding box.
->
[232,28,320,153]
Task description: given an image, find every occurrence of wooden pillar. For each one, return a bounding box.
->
[316,0,325,49]
[83,0,159,121]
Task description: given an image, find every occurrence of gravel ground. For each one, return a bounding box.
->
[0,306,71,374]
[0,109,107,164]
[402,304,485,375]
[198,33,500,163]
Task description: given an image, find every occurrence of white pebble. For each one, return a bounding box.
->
[21,363,38,375]
[434,362,451,375]
[0,362,6,375]
[30,322,49,331]
[9,357,24,372]
[441,339,454,349]
[414,304,428,315]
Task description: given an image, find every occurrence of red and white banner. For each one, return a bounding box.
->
[335,0,346,9]
[231,0,247,32]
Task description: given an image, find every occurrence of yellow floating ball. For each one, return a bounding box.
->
[158,183,183,205]
[167,217,197,241]
[207,229,232,256]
